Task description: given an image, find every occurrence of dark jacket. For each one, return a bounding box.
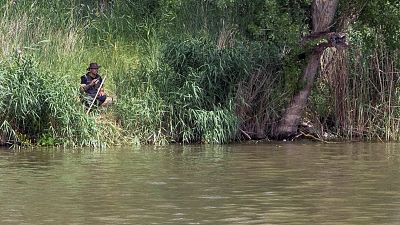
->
[80,73,103,97]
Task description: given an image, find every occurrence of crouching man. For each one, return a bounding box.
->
[80,62,107,107]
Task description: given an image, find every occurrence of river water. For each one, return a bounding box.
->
[0,142,400,224]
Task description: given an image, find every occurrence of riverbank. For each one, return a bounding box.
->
[1,1,399,147]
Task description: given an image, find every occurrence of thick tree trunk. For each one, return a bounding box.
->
[275,52,323,139]
[275,0,340,139]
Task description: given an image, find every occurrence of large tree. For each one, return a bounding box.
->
[275,0,350,139]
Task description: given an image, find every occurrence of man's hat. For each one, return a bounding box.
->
[87,63,101,70]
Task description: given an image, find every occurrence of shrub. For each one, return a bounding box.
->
[115,37,283,143]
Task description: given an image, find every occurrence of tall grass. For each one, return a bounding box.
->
[235,67,287,139]
[114,36,284,144]
[344,40,400,141]
[3,0,400,145]
[0,56,119,147]
[0,1,137,147]
[310,32,400,141]
[0,0,293,145]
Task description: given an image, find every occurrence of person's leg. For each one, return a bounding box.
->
[97,95,107,106]
[101,96,114,106]
[81,94,94,107]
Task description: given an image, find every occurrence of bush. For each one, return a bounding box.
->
[114,37,282,144]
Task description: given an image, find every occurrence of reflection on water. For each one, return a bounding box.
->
[1,143,400,224]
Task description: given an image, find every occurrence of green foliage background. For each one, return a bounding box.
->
[0,0,399,146]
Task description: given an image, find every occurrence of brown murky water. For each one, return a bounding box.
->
[1,142,400,224]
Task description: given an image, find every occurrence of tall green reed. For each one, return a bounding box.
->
[114,36,282,144]
[0,0,303,145]
[309,31,400,141]
[0,56,120,147]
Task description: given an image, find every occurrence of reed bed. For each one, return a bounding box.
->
[114,37,284,144]
[1,0,294,146]
[312,32,400,141]
[1,0,399,146]
[0,57,95,146]
[345,41,400,141]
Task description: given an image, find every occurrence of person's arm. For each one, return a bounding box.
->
[80,76,98,92]
[80,84,87,93]
[99,89,105,96]
[98,77,106,96]
[80,76,87,93]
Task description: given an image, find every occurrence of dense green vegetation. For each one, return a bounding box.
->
[0,0,399,147]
